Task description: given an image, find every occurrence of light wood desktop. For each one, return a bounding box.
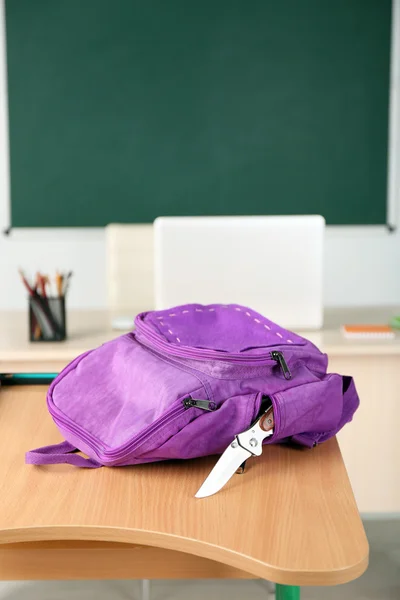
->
[0,307,398,514]
[0,385,368,588]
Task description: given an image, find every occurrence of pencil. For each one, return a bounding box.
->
[55,271,63,297]
[18,269,34,296]
[37,272,47,298]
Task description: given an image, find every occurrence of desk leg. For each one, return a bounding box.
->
[141,579,150,600]
[276,584,300,600]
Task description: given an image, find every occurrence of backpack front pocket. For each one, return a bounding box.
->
[48,334,213,462]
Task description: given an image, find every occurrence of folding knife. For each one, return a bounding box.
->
[195,405,274,498]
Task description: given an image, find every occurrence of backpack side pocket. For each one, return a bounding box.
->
[268,373,358,447]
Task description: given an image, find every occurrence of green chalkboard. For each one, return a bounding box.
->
[6,0,391,227]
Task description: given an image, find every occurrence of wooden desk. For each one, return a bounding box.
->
[0,310,117,374]
[1,307,399,513]
[0,385,368,590]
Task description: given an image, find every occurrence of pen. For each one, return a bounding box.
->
[62,271,73,295]
[19,271,43,339]
[44,276,54,298]
[0,373,57,385]
[37,272,47,298]
[33,322,41,340]
[33,274,43,337]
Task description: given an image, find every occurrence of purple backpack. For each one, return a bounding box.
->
[26,303,359,468]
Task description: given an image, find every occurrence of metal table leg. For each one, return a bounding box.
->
[275,584,300,600]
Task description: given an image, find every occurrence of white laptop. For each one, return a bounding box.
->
[154,215,325,330]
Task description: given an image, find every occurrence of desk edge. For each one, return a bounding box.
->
[0,526,369,586]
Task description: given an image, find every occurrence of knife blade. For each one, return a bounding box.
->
[195,441,253,499]
[195,405,274,498]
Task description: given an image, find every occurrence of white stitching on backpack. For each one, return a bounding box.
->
[154,305,296,347]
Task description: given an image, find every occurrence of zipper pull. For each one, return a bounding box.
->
[271,351,292,380]
[183,398,217,412]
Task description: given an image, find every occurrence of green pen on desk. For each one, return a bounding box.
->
[0,373,57,385]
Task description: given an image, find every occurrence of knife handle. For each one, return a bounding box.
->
[259,406,274,432]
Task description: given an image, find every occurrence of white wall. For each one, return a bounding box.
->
[1,1,399,311]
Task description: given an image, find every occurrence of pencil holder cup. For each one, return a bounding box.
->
[29,296,67,342]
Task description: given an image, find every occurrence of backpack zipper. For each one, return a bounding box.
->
[138,328,293,379]
[271,351,292,380]
[183,398,217,411]
[135,322,301,365]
